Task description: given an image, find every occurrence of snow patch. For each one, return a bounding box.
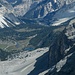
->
[14,22,20,25]
[0,47,49,75]
[65,24,75,39]
[0,15,9,28]
[54,0,57,3]
[56,53,73,72]
[56,58,67,72]
[65,47,71,54]
[52,18,69,26]
[11,1,17,5]
[39,69,49,75]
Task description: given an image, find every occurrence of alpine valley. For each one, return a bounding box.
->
[0,0,75,75]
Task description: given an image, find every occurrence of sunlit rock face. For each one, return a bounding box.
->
[5,0,75,18]
[21,0,75,22]
[0,0,20,28]
[6,0,43,17]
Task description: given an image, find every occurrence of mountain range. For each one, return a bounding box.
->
[1,0,75,28]
[0,0,75,75]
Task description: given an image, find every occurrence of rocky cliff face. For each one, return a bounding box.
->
[24,0,58,18]
[45,18,75,75]
[0,0,21,28]
[22,0,75,26]
[49,32,71,67]
[1,0,75,27]
[5,0,75,18]
[6,0,43,17]
[24,0,75,18]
